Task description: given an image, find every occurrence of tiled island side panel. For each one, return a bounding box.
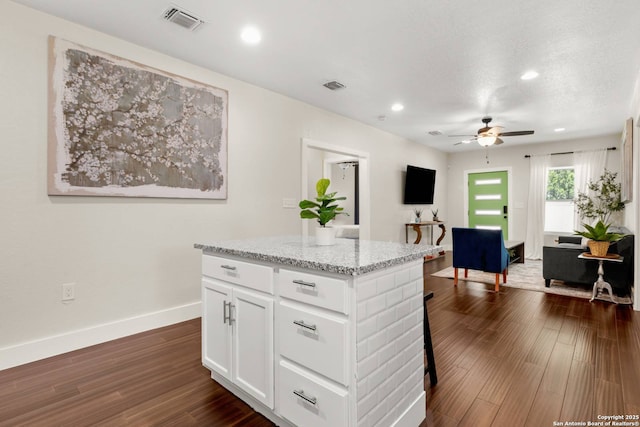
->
[355,261,425,427]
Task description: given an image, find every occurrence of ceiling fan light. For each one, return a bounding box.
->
[477,135,497,147]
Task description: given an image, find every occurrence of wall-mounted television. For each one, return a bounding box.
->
[403,165,436,205]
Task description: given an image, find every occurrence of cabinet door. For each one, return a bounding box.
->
[202,278,232,381]
[232,287,274,409]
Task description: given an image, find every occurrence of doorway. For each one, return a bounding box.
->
[465,168,511,239]
[301,138,370,239]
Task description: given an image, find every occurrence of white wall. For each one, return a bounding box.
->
[0,1,447,367]
[445,134,622,247]
[629,70,640,310]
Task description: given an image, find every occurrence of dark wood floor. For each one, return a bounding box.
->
[1,253,638,426]
[423,253,640,426]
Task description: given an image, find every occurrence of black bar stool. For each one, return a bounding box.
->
[423,291,437,386]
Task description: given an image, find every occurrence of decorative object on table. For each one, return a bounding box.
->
[621,118,633,203]
[574,169,624,224]
[574,220,624,257]
[431,208,439,221]
[413,208,423,223]
[48,36,228,199]
[299,178,347,245]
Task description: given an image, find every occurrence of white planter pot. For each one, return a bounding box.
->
[315,226,336,246]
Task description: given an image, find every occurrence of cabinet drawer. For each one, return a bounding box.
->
[278,360,348,427]
[202,255,273,294]
[279,269,348,314]
[279,301,348,385]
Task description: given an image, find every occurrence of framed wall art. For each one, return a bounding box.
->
[621,117,633,203]
[48,36,228,199]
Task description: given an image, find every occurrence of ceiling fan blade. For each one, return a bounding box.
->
[493,138,504,145]
[498,130,534,137]
[486,126,504,136]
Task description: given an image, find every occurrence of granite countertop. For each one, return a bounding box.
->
[195,236,443,276]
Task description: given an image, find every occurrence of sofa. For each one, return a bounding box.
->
[542,232,634,297]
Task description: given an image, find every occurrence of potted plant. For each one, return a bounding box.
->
[299,178,348,245]
[431,208,439,221]
[574,169,625,224]
[574,220,624,257]
[413,208,423,223]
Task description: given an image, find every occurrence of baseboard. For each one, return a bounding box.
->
[0,301,201,371]
[392,391,426,427]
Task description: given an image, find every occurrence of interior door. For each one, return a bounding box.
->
[468,170,509,239]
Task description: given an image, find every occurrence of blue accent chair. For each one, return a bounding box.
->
[452,227,509,292]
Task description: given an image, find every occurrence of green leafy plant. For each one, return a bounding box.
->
[299,178,347,227]
[574,220,624,242]
[574,169,624,224]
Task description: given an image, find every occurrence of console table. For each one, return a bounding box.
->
[405,221,446,245]
[504,240,524,264]
[578,253,624,304]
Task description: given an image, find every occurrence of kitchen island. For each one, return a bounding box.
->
[195,236,441,427]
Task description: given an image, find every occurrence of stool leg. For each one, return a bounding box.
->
[423,298,437,386]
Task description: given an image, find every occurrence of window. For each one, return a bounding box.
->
[544,167,574,232]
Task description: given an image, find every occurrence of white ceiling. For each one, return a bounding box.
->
[13,0,640,152]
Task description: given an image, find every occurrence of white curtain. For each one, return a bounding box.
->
[573,148,607,229]
[525,154,551,259]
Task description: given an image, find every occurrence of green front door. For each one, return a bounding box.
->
[468,171,509,239]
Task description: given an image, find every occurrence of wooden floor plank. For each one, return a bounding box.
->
[491,362,544,426]
[557,314,581,345]
[560,359,595,421]
[594,379,625,419]
[573,326,597,364]
[457,398,498,427]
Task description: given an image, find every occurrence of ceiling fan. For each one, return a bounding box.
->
[451,117,534,146]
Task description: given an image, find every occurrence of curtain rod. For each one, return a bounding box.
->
[524,146,616,158]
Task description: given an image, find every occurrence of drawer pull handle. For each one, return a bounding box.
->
[221,265,237,271]
[292,279,316,288]
[293,389,317,406]
[223,301,231,324]
[293,320,317,331]
[229,303,236,325]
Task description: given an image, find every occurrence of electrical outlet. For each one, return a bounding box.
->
[62,283,75,301]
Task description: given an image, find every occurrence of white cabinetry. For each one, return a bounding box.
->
[202,256,274,409]
[199,246,426,427]
[277,268,350,427]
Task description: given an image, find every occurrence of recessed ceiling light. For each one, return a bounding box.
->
[428,130,443,136]
[391,103,404,112]
[554,127,566,132]
[241,26,261,44]
[521,71,539,80]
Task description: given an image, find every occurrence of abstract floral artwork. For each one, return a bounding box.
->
[48,36,228,199]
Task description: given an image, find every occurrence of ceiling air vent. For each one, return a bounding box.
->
[162,5,204,31]
[323,81,346,91]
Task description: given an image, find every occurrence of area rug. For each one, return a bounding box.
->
[430,260,633,303]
